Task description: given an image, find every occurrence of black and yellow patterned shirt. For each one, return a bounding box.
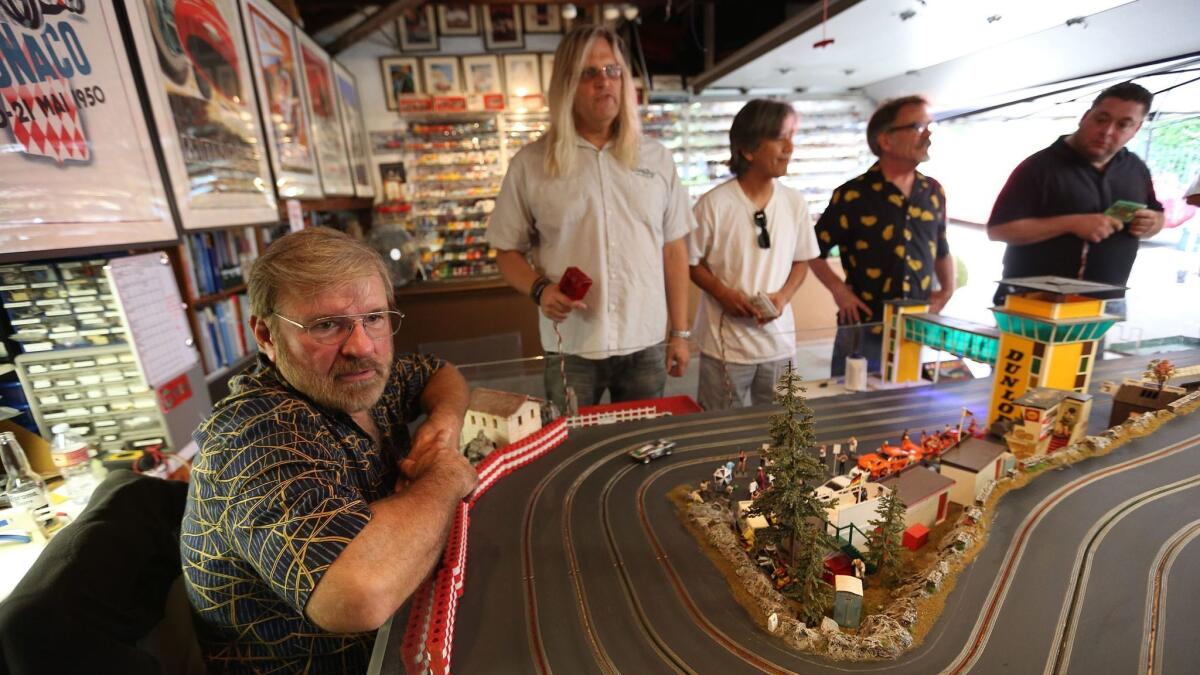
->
[181,352,443,674]
[815,163,950,323]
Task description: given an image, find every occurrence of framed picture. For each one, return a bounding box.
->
[504,54,541,98]
[483,4,524,51]
[540,53,556,92]
[524,4,562,33]
[437,4,478,36]
[295,32,354,196]
[462,55,502,95]
[378,162,407,203]
[241,0,323,198]
[0,1,176,260]
[398,6,438,52]
[381,57,422,109]
[124,0,277,231]
[422,57,463,96]
[332,62,375,199]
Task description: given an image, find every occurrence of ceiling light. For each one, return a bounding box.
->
[603,5,621,21]
[561,3,577,20]
[622,4,639,20]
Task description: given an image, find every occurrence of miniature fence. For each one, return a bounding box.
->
[400,418,568,673]
[566,395,702,429]
[567,405,660,428]
[1168,389,1200,413]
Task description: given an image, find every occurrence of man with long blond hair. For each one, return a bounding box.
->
[180,228,477,672]
[489,25,694,409]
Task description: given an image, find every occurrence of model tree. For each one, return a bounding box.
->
[749,363,836,623]
[866,486,907,587]
[1144,359,1176,391]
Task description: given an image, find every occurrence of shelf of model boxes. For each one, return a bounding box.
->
[0,259,171,459]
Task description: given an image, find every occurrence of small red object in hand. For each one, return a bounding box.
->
[559,267,592,301]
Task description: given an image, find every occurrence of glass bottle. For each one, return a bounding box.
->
[0,431,55,527]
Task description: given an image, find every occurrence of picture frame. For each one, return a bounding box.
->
[241,0,323,198]
[437,4,479,36]
[483,4,525,51]
[331,61,375,199]
[462,55,503,95]
[123,0,277,231]
[422,57,463,96]
[295,31,355,196]
[504,54,542,98]
[378,162,407,203]
[524,4,562,33]
[398,6,439,52]
[540,53,556,93]
[0,1,176,260]
[381,57,422,109]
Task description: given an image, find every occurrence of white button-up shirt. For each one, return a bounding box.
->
[488,135,694,358]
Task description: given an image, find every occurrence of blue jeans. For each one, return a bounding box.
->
[830,324,883,378]
[543,344,666,409]
[697,354,790,410]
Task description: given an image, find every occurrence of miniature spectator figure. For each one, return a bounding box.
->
[837,451,848,475]
[848,436,858,457]
[988,82,1164,317]
[756,465,767,489]
[688,99,819,409]
[489,25,694,411]
[699,479,711,497]
[736,449,748,476]
[901,429,910,444]
[819,444,828,461]
[852,557,866,580]
[810,95,955,377]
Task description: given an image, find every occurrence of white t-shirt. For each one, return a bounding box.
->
[488,135,694,358]
[688,179,819,363]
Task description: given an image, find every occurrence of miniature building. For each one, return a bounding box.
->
[460,388,543,448]
[878,467,955,529]
[736,500,770,546]
[881,299,932,384]
[833,575,864,629]
[1003,387,1093,458]
[940,437,1007,506]
[1109,379,1186,427]
[820,480,888,551]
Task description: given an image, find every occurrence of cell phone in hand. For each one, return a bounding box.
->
[750,292,779,320]
[1104,200,1145,224]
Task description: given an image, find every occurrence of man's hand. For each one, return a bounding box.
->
[411,410,462,458]
[666,336,690,377]
[1070,214,1123,243]
[929,289,952,314]
[539,284,587,322]
[1128,209,1164,239]
[715,287,757,318]
[398,441,478,499]
[831,283,873,324]
[756,291,788,326]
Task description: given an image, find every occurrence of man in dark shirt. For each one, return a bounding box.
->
[988,82,1164,305]
[181,228,477,673]
[811,95,955,376]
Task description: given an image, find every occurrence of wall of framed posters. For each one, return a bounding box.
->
[332,61,375,199]
[123,0,278,230]
[239,0,322,198]
[294,30,354,196]
[0,1,176,261]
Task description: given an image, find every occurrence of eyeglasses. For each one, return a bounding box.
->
[273,310,404,346]
[753,210,771,249]
[887,121,936,135]
[580,64,623,82]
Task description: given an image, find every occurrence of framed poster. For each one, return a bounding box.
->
[504,55,541,98]
[398,6,438,52]
[483,5,524,51]
[381,57,422,109]
[240,0,322,198]
[437,4,478,36]
[540,53,556,92]
[524,4,562,33]
[462,56,502,95]
[295,31,354,196]
[124,0,277,231]
[332,61,375,199]
[422,57,462,96]
[0,2,176,261]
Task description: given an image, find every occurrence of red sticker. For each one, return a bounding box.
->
[157,373,193,413]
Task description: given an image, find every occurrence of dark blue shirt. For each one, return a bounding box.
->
[181,352,442,674]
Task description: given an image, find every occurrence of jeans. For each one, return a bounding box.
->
[697,354,791,410]
[830,324,883,378]
[543,344,666,410]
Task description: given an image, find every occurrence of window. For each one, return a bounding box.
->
[493,419,498,429]
[517,414,523,425]
[470,415,476,425]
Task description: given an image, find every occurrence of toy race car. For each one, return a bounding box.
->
[628,438,676,464]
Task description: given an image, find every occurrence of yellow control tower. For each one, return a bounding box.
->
[987,277,1123,431]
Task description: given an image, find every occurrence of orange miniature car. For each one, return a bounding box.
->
[857,452,911,479]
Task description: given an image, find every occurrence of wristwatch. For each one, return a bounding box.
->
[530,276,552,306]
[669,329,692,340]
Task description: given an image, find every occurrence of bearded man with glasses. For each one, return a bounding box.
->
[180,228,477,673]
[810,95,955,378]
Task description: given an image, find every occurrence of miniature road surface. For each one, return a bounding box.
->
[374,353,1200,674]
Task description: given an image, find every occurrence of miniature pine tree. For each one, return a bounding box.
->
[866,486,907,586]
[786,522,834,625]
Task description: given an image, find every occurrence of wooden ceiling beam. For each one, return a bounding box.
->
[326,0,423,56]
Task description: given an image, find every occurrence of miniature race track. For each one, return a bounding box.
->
[379,352,1200,674]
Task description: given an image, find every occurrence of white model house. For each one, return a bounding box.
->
[940,438,1008,506]
[878,466,955,529]
[461,388,543,448]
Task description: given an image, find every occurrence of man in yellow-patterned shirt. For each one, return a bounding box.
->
[810,96,955,377]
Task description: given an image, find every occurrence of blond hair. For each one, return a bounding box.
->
[248,228,393,321]
[543,25,642,177]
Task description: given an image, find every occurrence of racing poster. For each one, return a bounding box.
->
[296,32,352,196]
[332,59,373,198]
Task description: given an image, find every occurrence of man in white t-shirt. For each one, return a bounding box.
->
[689,99,819,409]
